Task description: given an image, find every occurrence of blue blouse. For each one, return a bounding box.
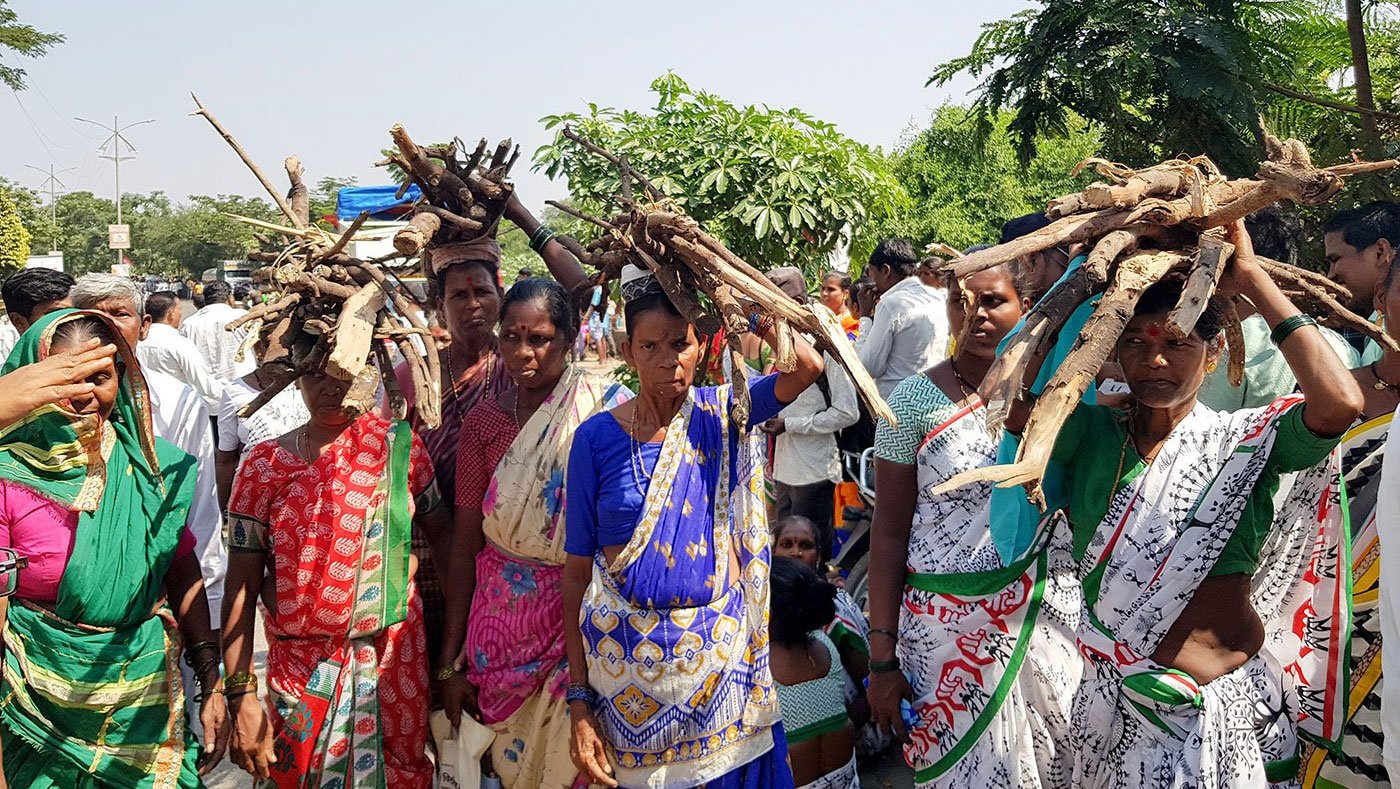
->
[564,374,784,557]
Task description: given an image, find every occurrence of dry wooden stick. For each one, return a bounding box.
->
[1223,301,1247,387]
[190,94,306,229]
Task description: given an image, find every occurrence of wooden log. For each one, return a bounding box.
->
[980,265,1110,433]
[327,282,388,381]
[394,212,442,257]
[1167,230,1234,337]
[313,211,368,263]
[419,205,483,234]
[1223,301,1246,387]
[771,320,797,373]
[228,293,299,331]
[1047,168,1192,219]
[948,207,1130,278]
[285,157,310,227]
[1260,256,1350,300]
[941,250,1186,505]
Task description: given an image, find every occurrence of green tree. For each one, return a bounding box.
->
[53,191,117,276]
[536,72,904,277]
[862,106,1102,253]
[0,189,31,270]
[930,0,1398,180]
[0,178,55,252]
[0,0,62,90]
[310,176,357,229]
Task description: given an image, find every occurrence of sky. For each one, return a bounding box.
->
[2,0,1028,215]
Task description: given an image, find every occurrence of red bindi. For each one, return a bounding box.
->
[1146,323,1163,338]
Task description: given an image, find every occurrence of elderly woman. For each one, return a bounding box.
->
[563,266,824,788]
[222,367,452,787]
[0,310,226,788]
[863,263,1081,788]
[437,278,630,788]
[1003,222,1363,787]
[1302,256,1400,788]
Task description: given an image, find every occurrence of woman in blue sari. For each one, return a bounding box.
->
[562,266,825,788]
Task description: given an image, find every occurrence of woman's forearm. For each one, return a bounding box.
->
[562,557,593,686]
[215,449,240,512]
[1241,267,1364,434]
[166,553,219,689]
[438,509,482,671]
[867,460,918,663]
[221,552,266,678]
[505,198,590,292]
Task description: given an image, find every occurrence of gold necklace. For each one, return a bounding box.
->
[1109,432,1132,512]
[948,358,978,402]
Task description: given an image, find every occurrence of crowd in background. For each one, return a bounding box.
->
[0,196,1394,789]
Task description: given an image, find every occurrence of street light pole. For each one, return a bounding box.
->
[75,115,155,268]
[23,163,75,253]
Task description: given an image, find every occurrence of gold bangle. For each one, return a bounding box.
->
[225,671,258,691]
[434,666,460,682]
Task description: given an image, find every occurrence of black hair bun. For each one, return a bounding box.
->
[770,557,838,647]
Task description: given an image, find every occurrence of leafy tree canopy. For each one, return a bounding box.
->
[930,0,1399,181]
[0,190,31,270]
[535,72,904,277]
[861,106,1102,254]
[0,0,62,90]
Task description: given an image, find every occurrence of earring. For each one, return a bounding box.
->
[1207,361,1219,373]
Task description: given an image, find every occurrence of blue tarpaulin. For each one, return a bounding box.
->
[336,184,422,222]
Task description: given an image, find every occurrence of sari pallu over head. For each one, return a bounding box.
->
[581,385,780,789]
[1073,397,1349,787]
[0,309,199,789]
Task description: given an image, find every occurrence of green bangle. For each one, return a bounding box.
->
[869,657,901,674]
[1270,313,1318,346]
[529,224,557,253]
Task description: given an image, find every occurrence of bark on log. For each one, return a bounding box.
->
[395,212,442,257]
[285,157,310,227]
[327,283,388,381]
[1223,301,1246,387]
[1167,230,1234,337]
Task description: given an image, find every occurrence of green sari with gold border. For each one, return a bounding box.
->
[0,309,200,789]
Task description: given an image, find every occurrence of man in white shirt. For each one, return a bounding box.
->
[70,275,226,631]
[760,268,860,530]
[856,238,949,398]
[138,290,225,411]
[181,279,248,382]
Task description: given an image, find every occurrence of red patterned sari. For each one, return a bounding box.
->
[228,413,442,788]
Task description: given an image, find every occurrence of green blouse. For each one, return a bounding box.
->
[1051,403,1339,577]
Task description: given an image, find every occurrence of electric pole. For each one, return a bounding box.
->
[75,115,155,268]
[23,164,74,253]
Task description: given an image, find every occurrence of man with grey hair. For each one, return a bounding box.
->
[70,274,226,633]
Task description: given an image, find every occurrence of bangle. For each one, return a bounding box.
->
[870,628,899,643]
[1270,313,1318,346]
[434,666,461,682]
[529,224,557,253]
[225,671,258,692]
[566,683,598,706]
[194,688,224,705]
[869,657,902,674]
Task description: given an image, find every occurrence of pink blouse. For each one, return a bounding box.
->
[0,479,195,602]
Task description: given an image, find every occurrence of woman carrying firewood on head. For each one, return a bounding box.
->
[864,262,1081,788]
[221,366,453,788]
[397,192,591,666]
[995,220,1362,787]
[435,278,632,788]
[1299,253,1400,789]
[560,264,824,789]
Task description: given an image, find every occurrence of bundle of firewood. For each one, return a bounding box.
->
[547,126,893,428]
[379,125,519,264]
[939,135,1398,506]
[191,96,443,427]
